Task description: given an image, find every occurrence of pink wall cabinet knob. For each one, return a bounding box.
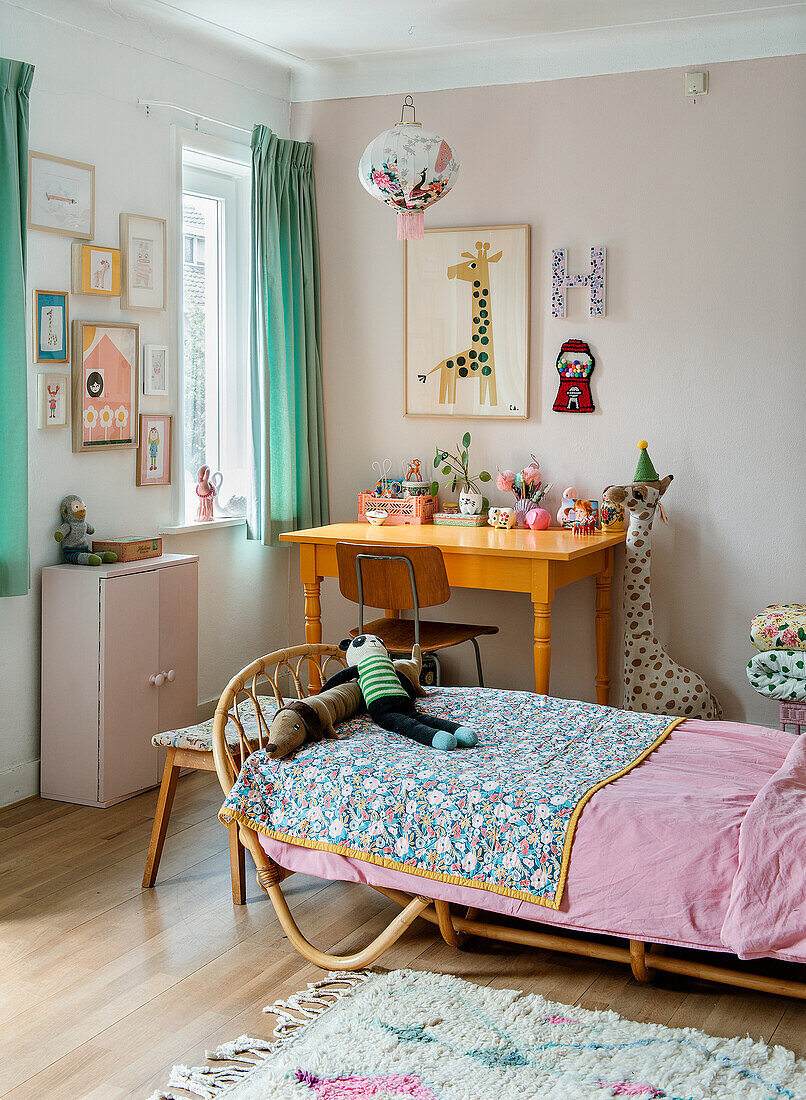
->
[149,672,165,687]
[165,669,176,682]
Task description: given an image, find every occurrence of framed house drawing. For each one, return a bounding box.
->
[28,151,94,239]
[72,320,139,452]
[33,290,69,363]
[120,213,166,310]
[404,224,530,419]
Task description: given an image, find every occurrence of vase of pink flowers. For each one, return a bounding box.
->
[496,456,552,527]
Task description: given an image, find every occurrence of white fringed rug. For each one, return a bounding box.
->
[151,969,806,1099]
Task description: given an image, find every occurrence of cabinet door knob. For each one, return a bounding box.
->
[149,672,165,687]
[165,668,176,682]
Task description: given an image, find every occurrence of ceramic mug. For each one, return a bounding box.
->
[459,490,483,516]
[487,507,500,527]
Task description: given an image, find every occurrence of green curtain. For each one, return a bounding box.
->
[249,125,329,545]
[0,59,33,597]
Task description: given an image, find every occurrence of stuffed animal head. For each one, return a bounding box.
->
[604,475,673,516]
[60,494,87,523]
[266,700,323,759]
[339,634,389,667]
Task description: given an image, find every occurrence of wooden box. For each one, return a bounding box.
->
[92,536,162,561]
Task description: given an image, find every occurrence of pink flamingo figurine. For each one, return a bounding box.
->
[196,465,216,521]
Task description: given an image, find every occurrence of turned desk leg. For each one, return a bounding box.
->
[304,579,323,690]
[595,551,614,706]
[532,601,552,696]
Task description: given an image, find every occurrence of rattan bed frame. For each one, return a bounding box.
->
[212,644,806,1000]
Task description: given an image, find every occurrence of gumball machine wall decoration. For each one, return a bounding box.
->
[552,339,596,413]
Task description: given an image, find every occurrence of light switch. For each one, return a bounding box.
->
[685,71,708,96]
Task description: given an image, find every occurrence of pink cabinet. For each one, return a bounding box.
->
[41,554,198,807]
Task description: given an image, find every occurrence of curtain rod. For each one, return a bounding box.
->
[137,98,253,135]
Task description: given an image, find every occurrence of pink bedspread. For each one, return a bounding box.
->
[257,719,806,962]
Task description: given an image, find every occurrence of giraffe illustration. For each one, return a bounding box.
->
[604,476,723,720]
[422,240,501,406]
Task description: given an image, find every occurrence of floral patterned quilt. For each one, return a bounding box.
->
[219,688,678,909]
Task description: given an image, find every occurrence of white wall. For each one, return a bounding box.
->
[0,2,294,806]
[292,56,806,726]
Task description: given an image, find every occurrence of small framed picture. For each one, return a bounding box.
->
[71,243,121,297]
[37,373,69,428]
[72,320,139,452]
[120,213,166,311]
[143,344,168,396]
[33,290,69,363]
[136,413,171,486]
[28,151,94,239]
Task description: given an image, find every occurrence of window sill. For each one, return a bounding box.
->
[160,518,247,535]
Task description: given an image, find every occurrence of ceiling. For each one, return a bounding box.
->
[31,0,806,99]
[117,0,804,61]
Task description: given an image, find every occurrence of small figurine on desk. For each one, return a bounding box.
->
[196,465,216,521]
[54,494,117,566]
[572,499,598,537]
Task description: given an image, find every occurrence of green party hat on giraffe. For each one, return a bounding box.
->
[633,440,659,482]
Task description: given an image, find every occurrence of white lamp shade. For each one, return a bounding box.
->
[358,121,459,239]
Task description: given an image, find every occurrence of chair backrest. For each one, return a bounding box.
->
[336,542,450,611]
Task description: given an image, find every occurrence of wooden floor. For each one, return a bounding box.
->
[4,775,806,1100]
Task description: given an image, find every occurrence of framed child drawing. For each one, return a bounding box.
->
[27,151,94,239]
[142,344,168,396]
[71,243,121,296]
[404,224,530,419]
[120,213,166,310]
[72,321,138,452]
[36,373,69,428]
[33,290,69,363]
[136,413,171,486]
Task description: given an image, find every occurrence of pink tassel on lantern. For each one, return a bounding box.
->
[397,210,424,240]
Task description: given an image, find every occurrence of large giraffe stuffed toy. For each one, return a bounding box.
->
[604,442,722,720]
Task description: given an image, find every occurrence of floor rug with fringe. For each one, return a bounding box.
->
[151,968,806,1099]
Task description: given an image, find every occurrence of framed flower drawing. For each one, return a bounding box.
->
[404,224,530,419]
[36,373,69,428]
[33,290,69,363]
[71,243,121,296]
[72,321,138,452]
[136,413,171,486]
[28,151,94,239]
[143,344,168,396]
[120,213,166,310]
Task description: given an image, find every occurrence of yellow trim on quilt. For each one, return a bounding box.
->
[220,715,684,912]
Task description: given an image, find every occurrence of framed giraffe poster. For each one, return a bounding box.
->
[404,224,530,419]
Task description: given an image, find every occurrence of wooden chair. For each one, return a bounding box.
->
[143,722,249,904]
[335,541,498,685]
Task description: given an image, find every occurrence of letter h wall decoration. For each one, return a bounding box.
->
[551,247,606,317]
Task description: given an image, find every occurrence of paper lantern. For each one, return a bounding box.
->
[358,96,459,241]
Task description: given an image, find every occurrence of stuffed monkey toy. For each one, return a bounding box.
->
[322,635,479,751]
[54,494,117,566]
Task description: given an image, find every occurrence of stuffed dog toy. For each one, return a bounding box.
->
[265,647,428,759]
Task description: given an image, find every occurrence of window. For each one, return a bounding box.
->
[181,147,250,522]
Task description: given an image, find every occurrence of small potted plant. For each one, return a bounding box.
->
[430,432,491,515]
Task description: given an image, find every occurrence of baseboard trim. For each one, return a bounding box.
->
[0,760,40,809]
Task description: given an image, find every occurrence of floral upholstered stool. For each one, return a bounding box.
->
[143,708,272,904]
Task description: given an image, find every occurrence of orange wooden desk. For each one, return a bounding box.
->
[280,523,625,702]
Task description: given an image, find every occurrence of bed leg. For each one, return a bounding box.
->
[257,864,429,970]
[435,900,467,949]
[630,940,663,982]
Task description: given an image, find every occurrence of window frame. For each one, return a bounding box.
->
[171,127,251,525]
